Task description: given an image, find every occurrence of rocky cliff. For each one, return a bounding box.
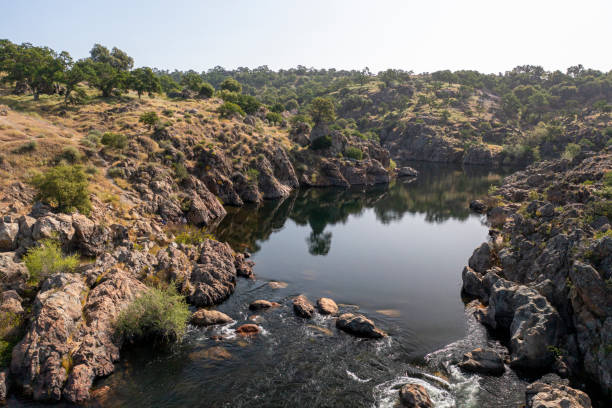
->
[462,151,612,401]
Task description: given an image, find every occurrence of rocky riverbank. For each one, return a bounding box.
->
[462,150,612,404]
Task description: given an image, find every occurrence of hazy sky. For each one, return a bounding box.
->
[1,0,611,74]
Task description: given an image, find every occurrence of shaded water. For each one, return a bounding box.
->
[14,164,529,407]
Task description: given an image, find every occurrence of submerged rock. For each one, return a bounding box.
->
[316,297,338,315]
[397,166,418,178]
[335,313,386,339]
[293,295,314,318]
[249,300,280,310]
[458,347,505,375]
[191,309,233,326]
[399,383,433,408]
[235,324,260,336]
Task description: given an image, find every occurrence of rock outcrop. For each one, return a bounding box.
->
[293,295,314,318]
[458,347,505,375]
[399,383,433,408]
[191,309,233,326]
[335,313,386,339]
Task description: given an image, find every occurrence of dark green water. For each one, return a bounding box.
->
[14,164,530,407]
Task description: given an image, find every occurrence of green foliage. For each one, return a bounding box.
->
[265,111,282,124]
[30,165,92,214]
[158,74,181,94]
[199,82,215,98]
[218,101,245,118]
[129,67,161,98]
[562,143,581,161]
[180,71,203,92]
[139,111,160,129]
[345,146,363,160]
[220,77,242,93]
[269,102,285,113]
[603,171,612,187]
[308,97,336,124]
[173,225,216,246]
[311,135,332,150]
[115,285,190,343]
[284,99,299,111]
[84,45,132,97]
[218,90,261,114]
[246,168,259,184]
[12,141,37,154]
[101,132,128,149]
[172,162,189,182]
[23,239,79,283]
[107,167,124,178]
[55,146,82,164]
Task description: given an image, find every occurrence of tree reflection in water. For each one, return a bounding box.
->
[210,163,511,255]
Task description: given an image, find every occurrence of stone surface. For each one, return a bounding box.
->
[335,313,386,339]
[316,297,338,315]
[526,380,592,408]
[293,295,314,318]
[458,348,505,375]
[190,309,233,326]
[399,383,433,408]
[249,299,280,310]
[235,324,260,336]
[0,221,18,251]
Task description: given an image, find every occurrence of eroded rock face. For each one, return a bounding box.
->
[399,383,433,408]
[11,273,87,401]
[0,220,18,251]
[179,239,244,307]
[293,295,314,318]
[486,278,560,370]
[63,270,146,403]
[0,252,28,293]
[336,313,386,339]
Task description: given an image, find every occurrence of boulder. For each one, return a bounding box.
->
[0,252,28,293]
[468,242,491,273]
[469,200,487,214]
[399,383,433,408]
[316,297,338,315]
[336,313,386,339]
[486,278,560,370]
[458,348,505,375]
[190,309,233,326]
[11,273,87,401]
[0,221,18,251]
[71,214,111,257]
[293,295,314,318]
[397,167,418,178]
[235,324,260,336]
[569,261,611,318]
[63,270,146,403]
[183,239,240,307]
[31,214,75,246]
[525,380,592,408]
[249,300,280,310]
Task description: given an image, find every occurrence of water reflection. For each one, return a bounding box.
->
[212,163,507,255]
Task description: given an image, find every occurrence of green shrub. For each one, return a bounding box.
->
[30,165,92,214]
[81,130,102,149]
[173,162,189,182]
[101,132,128,149]
[55,146,82,164]
[269,103,284,113]
[199,82,215,98]
[23,239,79,283]
[139,112,160,129]
[562,143,581,161]
[284,99,299,111]
[218,102,245,118]
[220,77,242,93]
[246,168,259,184]
[603,171,612,187]
[345,146,363,160]
[173,225,216,246]
[115,285,190,343]
[107,167,124,178]
[266,111,283,125]
[310,135,332,150]
[12,141,37,154]
[162,109,174,117]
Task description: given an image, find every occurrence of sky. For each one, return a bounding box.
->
[1,0,611,74]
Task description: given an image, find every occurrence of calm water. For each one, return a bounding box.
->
[14,164,529,407]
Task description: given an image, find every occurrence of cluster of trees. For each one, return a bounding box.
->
[0,40,161,102]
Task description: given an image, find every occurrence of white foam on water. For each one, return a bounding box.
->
[346,369,371,383]
[372,375,455,408]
